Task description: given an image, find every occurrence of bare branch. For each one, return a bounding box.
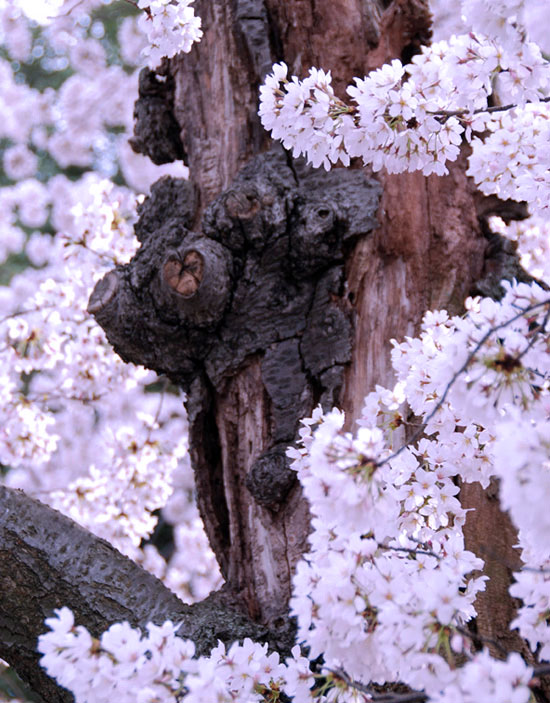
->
[323,668,428,703]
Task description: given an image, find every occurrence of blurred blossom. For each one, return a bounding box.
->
[0,224,25,264]
[3,143,38,180]
[0,3,32,60]
[15,179,50,228]
[69,37,106,75]
[26,232,54,267]
[118,15,147,66]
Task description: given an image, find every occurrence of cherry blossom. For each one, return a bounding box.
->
[137,0,202,69]
[39,609,286,703]
[259,29,550,189]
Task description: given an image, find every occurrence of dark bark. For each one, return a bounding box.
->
[120,0,516,640]
[129,62,186,165]
[90,150,382,624]
[120,0,438,626]
[126,0,535,667]
[0,486,290,702]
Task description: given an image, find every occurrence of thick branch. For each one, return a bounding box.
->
[0,486,277,701]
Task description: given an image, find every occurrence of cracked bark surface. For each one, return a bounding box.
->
[126,0,536,663]
[90,149,382,624]
[2,1,540,699]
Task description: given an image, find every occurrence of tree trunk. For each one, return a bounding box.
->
[127,0,531,659]
[113,0,457,628]
[2,0,532,698]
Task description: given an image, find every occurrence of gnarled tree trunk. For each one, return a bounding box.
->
[115,0,455,628]
[126,0,531,658]
[126,0,491,624]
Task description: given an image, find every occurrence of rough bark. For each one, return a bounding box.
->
[90,150,382,627]
[459,481,526,655]
[120,0,441,627]
[130,0,533,669]
[124,0,505,628]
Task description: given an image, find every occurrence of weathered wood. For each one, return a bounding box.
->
[342,156,488,422]
[90,151,382,623]
[123,0,439,626]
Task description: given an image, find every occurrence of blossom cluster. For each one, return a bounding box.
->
[38,609,197,703]
[0,178,141,471]
[392,281,550,430]
[38,606,534,703]
[431,0,550,53]
[137,0,202,69]
[259,25,550,208]
[38,272,550,702]
[385,279,550,666]
[467,103,550,213]
[288,411,485,694]
[490,213,550,282]
[38,607,290,703]
[430,650,532,703]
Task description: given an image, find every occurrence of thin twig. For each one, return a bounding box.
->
[377,542,441,560]
[323,668,428,703]
[454,625,509,657]
[427,95,550,122]
[0,304,59,325]
[146,376,169,441]
[514,306,550,364]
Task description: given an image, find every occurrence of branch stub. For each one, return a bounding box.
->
[163,250,204,298]
[87,271,119,315]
